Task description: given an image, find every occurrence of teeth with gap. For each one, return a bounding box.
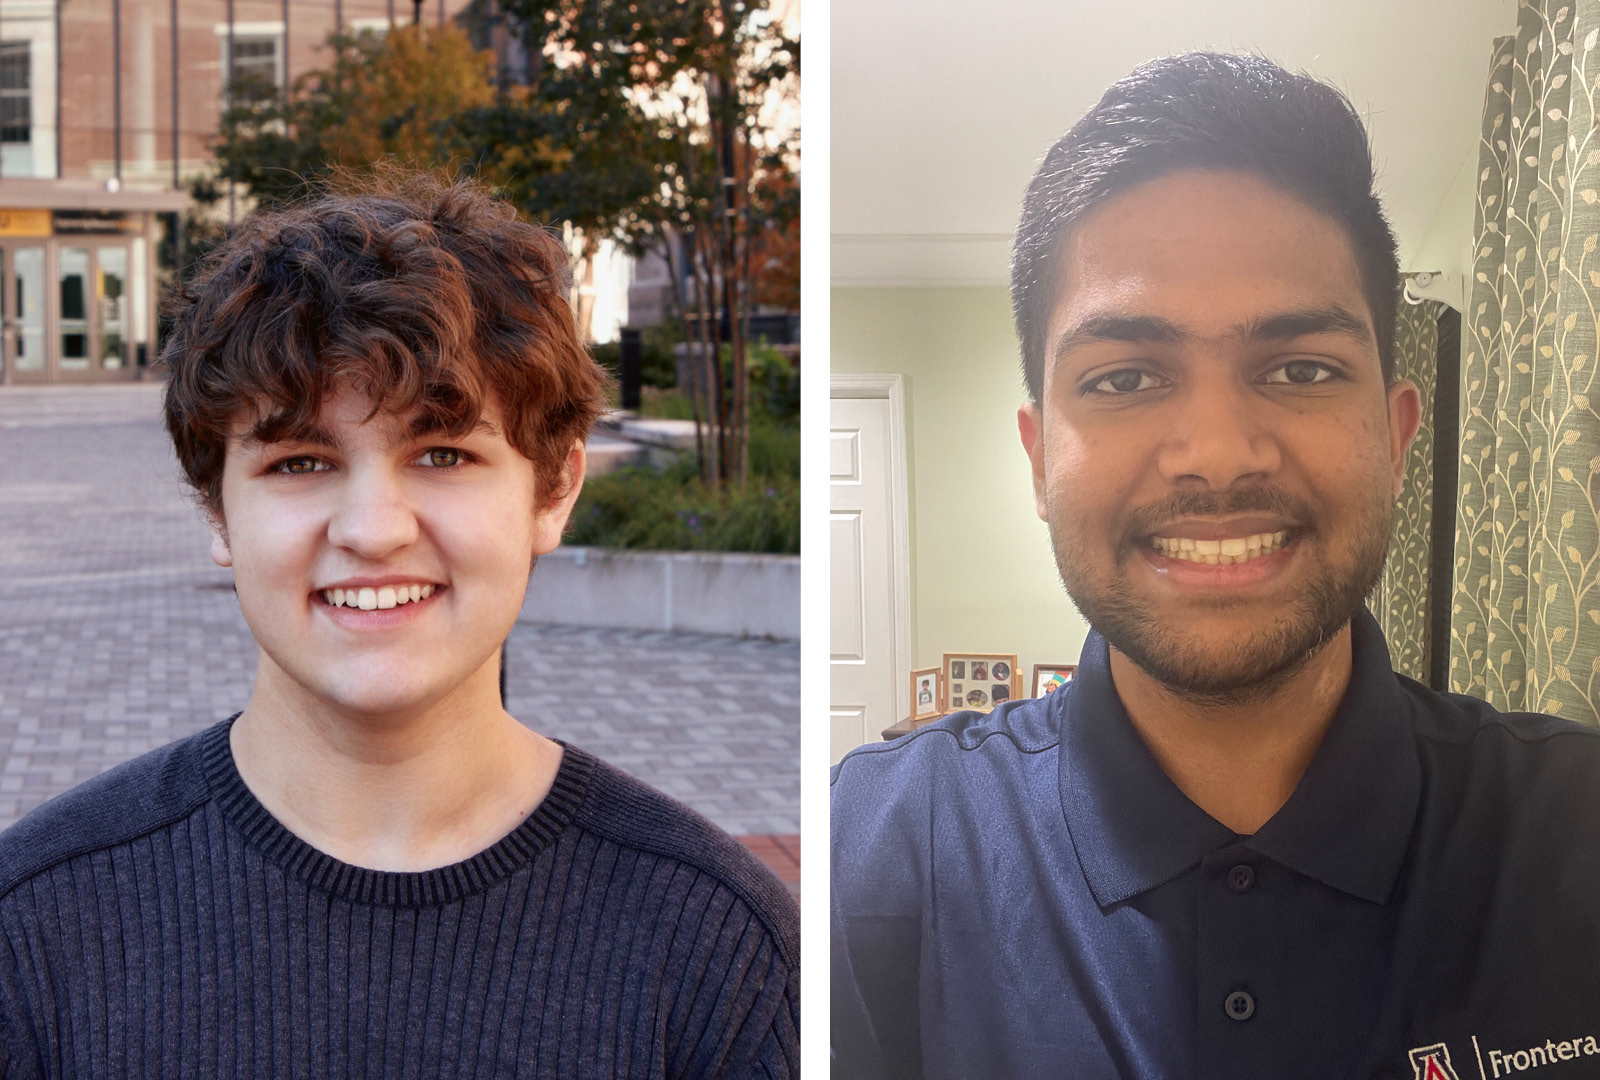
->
[1150,531,1289,566]
[321,584,436,609]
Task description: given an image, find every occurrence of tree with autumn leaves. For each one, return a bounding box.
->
[211,3,799,490]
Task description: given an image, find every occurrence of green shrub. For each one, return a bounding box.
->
[589,324,681,390]
[747,339,799,422]
[568,457,798,554]
[638,387,697,421]
[570,347,799,553]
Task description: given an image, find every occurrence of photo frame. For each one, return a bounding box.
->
[942,652,1021,714]
[910,666,943,722]
[1032,664,1078,699]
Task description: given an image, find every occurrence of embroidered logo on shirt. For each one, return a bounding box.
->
[1410,1044,1462,1080]
[1479,1034,1600,1076]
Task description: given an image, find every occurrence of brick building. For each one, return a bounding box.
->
[0,0,471,383]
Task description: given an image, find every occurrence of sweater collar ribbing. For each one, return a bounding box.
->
[200,714,594,907]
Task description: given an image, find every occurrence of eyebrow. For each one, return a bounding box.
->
[1051,304,1375,363]
[239,416,498,451]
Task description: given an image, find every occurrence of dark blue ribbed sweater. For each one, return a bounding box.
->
[0,718,799,1078]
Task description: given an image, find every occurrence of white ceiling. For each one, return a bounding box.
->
[832,0,1518,287]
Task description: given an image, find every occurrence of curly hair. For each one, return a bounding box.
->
[160,169,610,518]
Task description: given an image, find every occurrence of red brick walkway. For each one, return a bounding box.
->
[737,834,800,898]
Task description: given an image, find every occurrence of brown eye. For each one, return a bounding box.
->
[1265,360,1334,385]
[1085,368,1161,395]
[419,448,462,468]
[276,456,325,475]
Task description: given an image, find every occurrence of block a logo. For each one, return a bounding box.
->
[1409,1043,1462,1080]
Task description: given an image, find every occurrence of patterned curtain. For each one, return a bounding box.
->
[1453,1,1600,724]
[1373,289,1446,684]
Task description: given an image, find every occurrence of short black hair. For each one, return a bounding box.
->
[1011,52,1399,401]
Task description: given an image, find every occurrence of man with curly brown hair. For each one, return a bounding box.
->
[0,174,798,1079]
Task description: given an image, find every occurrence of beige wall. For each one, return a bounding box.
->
[832,286,1091,686]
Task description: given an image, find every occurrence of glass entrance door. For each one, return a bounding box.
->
[57,245,90,372]
[96,245,129,370]
[0,239,135,381]
[0,242,46,382]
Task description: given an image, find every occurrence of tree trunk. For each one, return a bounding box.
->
[572,230,599,345]
[660,228,706,480]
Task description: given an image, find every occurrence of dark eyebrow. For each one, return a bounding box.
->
[239,415,498,451]
[238,421,338,451]
[1052,315,1185,362]
[1245,305,1374,347]
[408,415,499,439]
[1051,304,1374,364]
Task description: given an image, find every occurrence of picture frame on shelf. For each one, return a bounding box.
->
[941,652,1020,714]
[1031,664,1078,698]
[910,666,943,722]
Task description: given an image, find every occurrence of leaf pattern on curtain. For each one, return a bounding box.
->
[1454,0,1600,724]
[1373,289,1444,684]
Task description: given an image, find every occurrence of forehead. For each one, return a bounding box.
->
[1048,169,1371,343]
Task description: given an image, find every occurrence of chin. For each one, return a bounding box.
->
[300,668,457,720]
[1147,631,1324,696]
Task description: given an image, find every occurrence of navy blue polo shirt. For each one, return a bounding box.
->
[831,610,1600,1080]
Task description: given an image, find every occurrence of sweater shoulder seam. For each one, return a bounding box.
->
[0,789,212,905]
[567,812,798,971]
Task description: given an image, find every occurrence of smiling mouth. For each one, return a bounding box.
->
[1149,530,1291,566]
[320,584,438,610]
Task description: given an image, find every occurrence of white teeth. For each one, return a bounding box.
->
[1151,530,1290,565]
[321,583,438,608]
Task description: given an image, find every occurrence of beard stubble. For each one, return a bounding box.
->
[1047,482,1395,706]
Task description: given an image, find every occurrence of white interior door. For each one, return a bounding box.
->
[830,375,910,763]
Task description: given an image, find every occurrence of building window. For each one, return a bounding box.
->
[226,35,282,98]
[0,43,29,144]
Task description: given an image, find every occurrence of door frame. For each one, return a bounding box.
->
[0,238,50,384]
[53,238,137,382]
[831,373,913,721]
[0,236,139,384]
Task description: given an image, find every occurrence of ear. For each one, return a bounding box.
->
[1017,402,1049,522]
[1385,379,1423,498]
[209,523,233,568]
[530,440,588,555]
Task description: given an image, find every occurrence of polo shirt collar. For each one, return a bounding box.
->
[1058,607,1421,909]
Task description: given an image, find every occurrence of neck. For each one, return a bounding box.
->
[230,653,562,872]
[1107,621,1354,835]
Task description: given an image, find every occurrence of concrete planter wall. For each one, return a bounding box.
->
[523,547,800,640]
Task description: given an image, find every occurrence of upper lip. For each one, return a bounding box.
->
[1147,515,1296,541]
[314,576,443,590]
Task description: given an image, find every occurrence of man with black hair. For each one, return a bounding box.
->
[832,53,1600,1080]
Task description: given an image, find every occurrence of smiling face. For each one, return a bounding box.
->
[212,384,583,721]
[1018,169,1421,700]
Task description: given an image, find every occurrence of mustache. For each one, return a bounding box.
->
[1121,487,1314,546]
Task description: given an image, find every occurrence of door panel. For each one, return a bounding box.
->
[58,245,89,371]
[12,244,44,375]
[830,391,903,762]
[97,246,128,369]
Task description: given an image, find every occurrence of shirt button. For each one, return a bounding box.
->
[1225,990,1255,1021]
[1227,864,1255,893]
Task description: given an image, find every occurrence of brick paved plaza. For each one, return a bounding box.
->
[0,383,799,839]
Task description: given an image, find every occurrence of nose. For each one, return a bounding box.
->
[1156,375,1281,489]
[325,466,420,559]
